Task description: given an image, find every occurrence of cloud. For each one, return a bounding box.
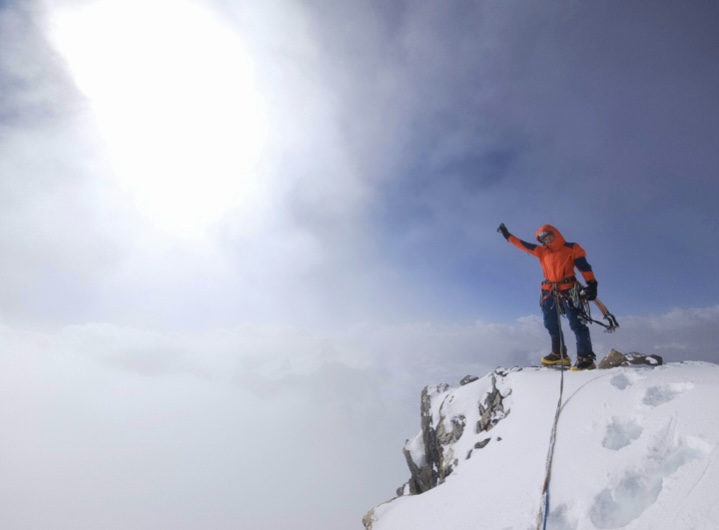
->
[613,306,719,363]
[0,6,127,324]
[0,3,78,125]
[0,1,370,328]
[0,0,447,330]
[0,305,716,528]
[2,0,716,332]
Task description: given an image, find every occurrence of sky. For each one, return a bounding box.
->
[0,0,717,529]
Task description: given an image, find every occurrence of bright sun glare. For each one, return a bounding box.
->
[48,0,269,236]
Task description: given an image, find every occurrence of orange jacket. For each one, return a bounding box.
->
[508,224,596,291]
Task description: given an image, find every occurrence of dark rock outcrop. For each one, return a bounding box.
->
[477,373,510,434]
[396,370,512,498]
[598,348,663,369]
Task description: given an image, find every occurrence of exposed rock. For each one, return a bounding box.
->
[477,374,511,433]
[460,375,479,385]
[626,352,663,366]
[437,414,466,445]
[599,348,664,369]
[362,509,377,530]
[401,444,433,495]
[395,371,512,499]
[599,348,627,368]
[475,437,491,449]
[398,384,450,495]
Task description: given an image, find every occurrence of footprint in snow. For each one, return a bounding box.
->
[590,421,708,529]
[602,418,643,450]
[642,382,694,407]
[610,373,632,390]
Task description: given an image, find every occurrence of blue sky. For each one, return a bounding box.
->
[0,1,718,529]
[320,0,719,321]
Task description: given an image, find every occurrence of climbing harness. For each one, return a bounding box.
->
[536,287,566,530]
[541,276,577,289]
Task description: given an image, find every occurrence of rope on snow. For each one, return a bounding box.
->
[536,291,567,530]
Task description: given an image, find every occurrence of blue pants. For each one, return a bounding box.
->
[541,292,593,356]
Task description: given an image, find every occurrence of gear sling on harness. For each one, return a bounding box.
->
[541,279,619,333]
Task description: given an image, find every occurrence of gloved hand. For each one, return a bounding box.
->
[497,223,511,240]
[581,280,598,301]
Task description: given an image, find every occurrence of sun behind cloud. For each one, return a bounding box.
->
[46,0,269,237]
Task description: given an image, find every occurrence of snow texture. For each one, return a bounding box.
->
[366,362,719,530]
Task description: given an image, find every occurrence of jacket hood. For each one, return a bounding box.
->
[536,224,566,249]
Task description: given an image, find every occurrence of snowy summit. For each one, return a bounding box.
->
[363,355,719,530]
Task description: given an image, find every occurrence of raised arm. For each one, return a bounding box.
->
[497,223,539,256]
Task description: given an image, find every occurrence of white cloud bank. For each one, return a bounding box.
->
[0,306,716,530]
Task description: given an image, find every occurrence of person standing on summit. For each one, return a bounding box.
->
[497,223,598,370]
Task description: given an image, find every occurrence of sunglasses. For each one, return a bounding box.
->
[538,231,554,243]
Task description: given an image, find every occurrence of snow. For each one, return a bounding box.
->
[405,432,426,469]
[366,362,719,530]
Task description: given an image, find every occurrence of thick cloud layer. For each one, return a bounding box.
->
[0,306,717,529]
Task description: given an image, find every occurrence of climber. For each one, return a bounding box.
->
[497,223,598,371]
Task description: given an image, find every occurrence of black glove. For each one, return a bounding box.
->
[581,280,598,301]
[497,223,511,240]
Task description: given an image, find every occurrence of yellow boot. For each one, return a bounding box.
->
[541,351,571,367]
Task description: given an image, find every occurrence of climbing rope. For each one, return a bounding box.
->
[536,288,566,530]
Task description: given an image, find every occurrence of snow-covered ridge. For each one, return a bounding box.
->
[364,359,719,530]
